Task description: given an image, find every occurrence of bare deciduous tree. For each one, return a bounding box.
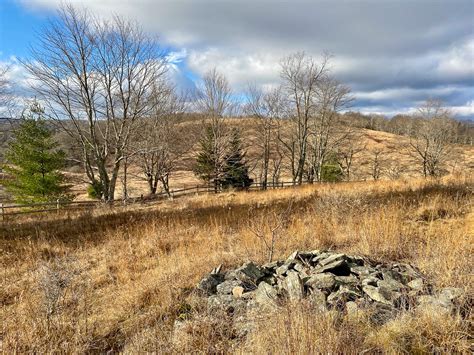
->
[134,83,190,196]
[245,85,286,189]
[337,132,365,181]
[24,5,167,201]
[409,99,455,177]
[307,77,354,182]
[280,52,329,184]
[370,149,384,180]
[194,68,234,192]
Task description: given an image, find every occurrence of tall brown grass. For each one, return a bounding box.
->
[1,176,472,353]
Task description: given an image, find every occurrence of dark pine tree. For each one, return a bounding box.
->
[222,129,253,189]
[2,101,70,203]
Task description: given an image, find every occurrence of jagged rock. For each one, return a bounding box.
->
[362,276,379,287]
[335,275,359,285]
[328,286,361,307]
[350,265,374,277]
[319,253,345,266]
[276,263,293,276]
[211,264,222,274]
[286,251,299,262]
[216,280,243,295]
[313,259,351,276]
[362,285,392,305]
[378,277,405,292]
[234,262,265,285]
[283,270,304,300]
[254,282,278,310]
[262,260,283,271]
[197,273,224,295]
[309,289,327,311]
[294,262,305,272]
[305,273,336,289]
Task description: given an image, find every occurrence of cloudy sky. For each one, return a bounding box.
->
[0,0,473,118]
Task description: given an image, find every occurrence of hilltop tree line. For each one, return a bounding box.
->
[0,4,471,203]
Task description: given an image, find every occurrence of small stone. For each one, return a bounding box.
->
[284,270,304,300]
[407,278,424,290]
[305,273,336,289]
[362,285,392,305]
[232,286,245,298]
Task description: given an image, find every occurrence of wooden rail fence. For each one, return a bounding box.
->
[0,180,302,220]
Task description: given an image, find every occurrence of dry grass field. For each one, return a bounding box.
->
[64,121,474,201]
[1,174,472,353]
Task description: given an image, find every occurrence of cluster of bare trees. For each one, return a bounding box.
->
[2,4,466,202]
[24,5,168,201]
[246,52,354,186]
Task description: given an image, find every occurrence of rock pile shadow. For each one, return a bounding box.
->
[196,250,463,325]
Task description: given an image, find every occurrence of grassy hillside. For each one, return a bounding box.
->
[1,175,472,352]
[63,119,474,201]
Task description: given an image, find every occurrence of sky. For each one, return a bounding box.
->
[0,0,473,119]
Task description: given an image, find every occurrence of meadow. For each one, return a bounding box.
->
[1,175,472,353]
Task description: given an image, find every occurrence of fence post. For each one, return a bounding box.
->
[0,203,3,221]
[196,185,199,196]
[56,199,60,214]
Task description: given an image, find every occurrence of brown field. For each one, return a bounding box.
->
[62,121,474,201]
[1,174,472,353]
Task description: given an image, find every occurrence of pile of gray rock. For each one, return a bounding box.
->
[196,250,463,322]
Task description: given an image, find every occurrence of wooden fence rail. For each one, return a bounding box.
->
[0,180,305,220]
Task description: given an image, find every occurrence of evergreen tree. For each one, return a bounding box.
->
[194,125,224,192]
[320,152,344,183]
[2,102,70,203]
[222,129,253,189]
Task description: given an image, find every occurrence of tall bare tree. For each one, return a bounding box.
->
[279,52,329,184]
[134,83,190,196]
[337,131,365,181]
[245,85,286,189]
[409,99,455,177]
[24,5,167,201]
[194,69,233,192]
[307,77,353,182]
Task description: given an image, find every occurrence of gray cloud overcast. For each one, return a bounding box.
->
[15,0,474,117]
